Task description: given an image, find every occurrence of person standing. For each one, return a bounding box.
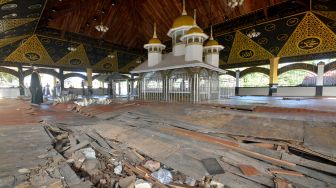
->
[30,71,43,105]
[45,83,51,96]
[81,80,85,96]
[55,81,61,97]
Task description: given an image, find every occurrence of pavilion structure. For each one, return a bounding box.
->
[130,4,225,103]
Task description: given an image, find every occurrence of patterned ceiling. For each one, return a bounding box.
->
[217,11,336,69]
[1,34,139,72]
[0,0,335,72]
[0,0,141,73]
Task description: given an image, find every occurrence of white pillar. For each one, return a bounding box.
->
[130,74,134,97]
[118,81,121,97]
[235,70,240,87]
[235,70,240,96]
[316,61,325,86]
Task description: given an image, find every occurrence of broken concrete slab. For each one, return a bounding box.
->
[119,175,136,188]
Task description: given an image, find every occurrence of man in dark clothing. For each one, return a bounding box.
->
[30,71,43,105]
[81,80,85,96]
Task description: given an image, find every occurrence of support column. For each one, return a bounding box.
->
[118,81,121,97]
[52,76,57,97]
[126,79,130,100]
[269,57,280,96]
[86,68,93,96]
[194,73,199,103]
[59,68,64,90]
[160,72,166,101]
[316,61,325,97]
[18,65,24,96]
[235,70,240,96]
[130,74,135,99]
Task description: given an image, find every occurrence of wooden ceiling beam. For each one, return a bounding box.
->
[42,0,306,50]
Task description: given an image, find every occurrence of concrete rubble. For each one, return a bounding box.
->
[74,98,113,107]
[2,99,336,188]
[38,106,336,188]
[40,121,202,188]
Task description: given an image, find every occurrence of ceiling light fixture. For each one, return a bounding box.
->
[136,57,144,64]
[247,29,261,38]
[95,23,109,32]
[68,34,77,52]
[108,54,115,58]
[228,0,244,8]
[95,1,109,33]
[2,13,17,19]
[67,45,77,52]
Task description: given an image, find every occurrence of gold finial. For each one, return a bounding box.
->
[153,22,157,38]
[193,9,197,25]
[210,25,214,40]
[182,0,187,15]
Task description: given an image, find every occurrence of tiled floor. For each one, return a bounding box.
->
[0,99,91,181]
[206,96,336,112]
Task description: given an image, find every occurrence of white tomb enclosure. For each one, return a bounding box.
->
[130,5,232,103]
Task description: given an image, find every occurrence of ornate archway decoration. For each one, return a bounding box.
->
[5,35,54,65]
[278,12,336,57]
[239,67,270,78]
[63,73,87,80]
[278,63,318,76]
[0,66,19,78]
[227,31,274,64]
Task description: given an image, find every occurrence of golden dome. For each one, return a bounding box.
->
[205,39,219,46]
[186,26,203,35]
[172,15,194,28]
[148,38,162,44]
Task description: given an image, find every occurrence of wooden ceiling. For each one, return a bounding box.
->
[40,0,309,50]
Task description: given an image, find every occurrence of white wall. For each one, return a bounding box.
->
[0,88,20,98]
[205,54,219,67]
[275,87,316,97]
[148,53,162,67]
[173,44,186,56]
[185,45,203,62]
[66,88,107,96]
[323,87,336,97]
[238,87,269,96]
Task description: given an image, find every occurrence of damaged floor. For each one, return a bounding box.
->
[0,98,336,188]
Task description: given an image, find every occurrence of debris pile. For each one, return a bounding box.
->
[89,109,336,188]
[74,98,113,107]
[54,94,78,104]
[33,102,336,188]
[41,121,206,188]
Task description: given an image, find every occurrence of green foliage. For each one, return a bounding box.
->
[278,70,315,86]
[0,72,19,87]
[240,73,269,87]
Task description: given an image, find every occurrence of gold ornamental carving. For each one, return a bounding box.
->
[227,31,274,64]
[0,35,29,48]
[119,58,142,73]
[278,12,336,57]
[57,44,90,68]
[314,11,336,21]
[0,18,37,33]
[92,52,118,71]
[265,24,276,31]
[0,0,13,6]
[5,35,54,65]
